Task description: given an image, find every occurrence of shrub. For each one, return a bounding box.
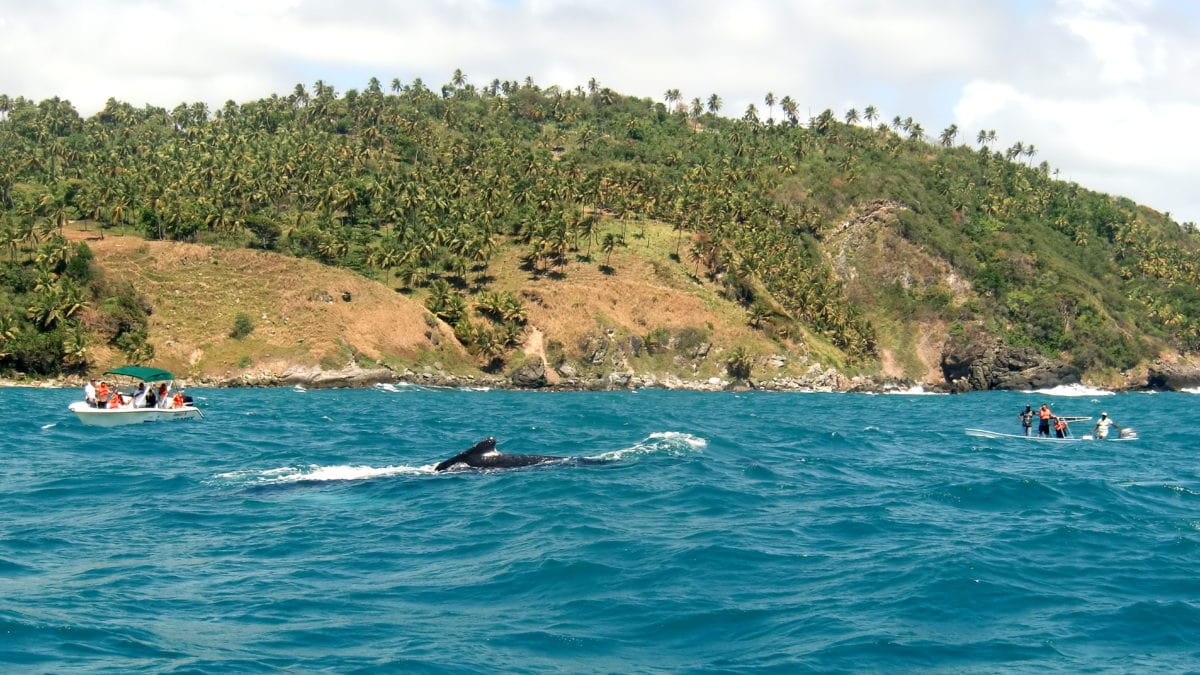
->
[725,346,753,380]
[230,313,255,340]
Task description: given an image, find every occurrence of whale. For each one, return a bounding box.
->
[434,437,585,472]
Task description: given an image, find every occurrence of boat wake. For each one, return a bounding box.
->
[212,432,705,487]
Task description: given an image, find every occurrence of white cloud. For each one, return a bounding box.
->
[0,0,1196,223]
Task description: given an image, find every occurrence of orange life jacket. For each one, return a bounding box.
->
[107,394,121,408]
[1039,407,1052,420]
[1054,418,1067,431]
[173,392,185,408]
[98,383,110,400]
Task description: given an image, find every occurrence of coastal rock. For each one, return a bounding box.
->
[510,361,548,388]
[607,371,633,388]
[1146,360,1200,390]
[276,363,396,388]
[941,328,1079,392]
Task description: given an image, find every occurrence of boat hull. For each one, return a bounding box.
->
[69,401,202,427]
[965,428,1135,442]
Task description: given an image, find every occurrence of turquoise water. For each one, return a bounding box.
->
[2,386,1199,671]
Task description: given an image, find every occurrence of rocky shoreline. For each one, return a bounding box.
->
[9,357,1200,393]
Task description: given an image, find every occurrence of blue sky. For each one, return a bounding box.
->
[1,0,1197,225]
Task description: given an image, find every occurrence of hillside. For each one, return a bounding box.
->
[62,221,821,388]
[3,78,1200,389]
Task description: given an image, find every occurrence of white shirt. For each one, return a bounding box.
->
[133,388,148,408]
[84,382,97,402]
[1094,417,1116,438]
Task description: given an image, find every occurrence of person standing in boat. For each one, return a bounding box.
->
[1037,404,1053,437]
[84,379,98,407]
[156,383,170,408]
[132,382,149,408]
[1092,412,1122,440]
[1053,416,1070,438]
[1018,405,1034,436]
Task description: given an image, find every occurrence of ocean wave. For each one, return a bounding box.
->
[882,385,947,396]
[1029,383,1114,397]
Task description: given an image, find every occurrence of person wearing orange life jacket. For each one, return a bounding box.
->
[1037,404,1053,437]
[172,390,185,409]
[156,383,170,408]
[97,381,111,407]
[1053,416,1069,438]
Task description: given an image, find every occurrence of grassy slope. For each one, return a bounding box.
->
[71,218,798,383]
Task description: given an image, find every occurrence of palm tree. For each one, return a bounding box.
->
[451,68,467,88]
[764,92,776,124]
[707,93,722,115]
[601,232,622,267]
[863,105,878,124]
[780,96,798,126]
[939,124,958,147]
[664,88,682,112]
[844,108,859,125]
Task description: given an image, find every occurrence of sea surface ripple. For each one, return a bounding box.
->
[2,386,1199,671]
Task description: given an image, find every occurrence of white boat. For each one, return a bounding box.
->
[69,400,203,427]
[965,428,1137,443]
[70,366,203,427]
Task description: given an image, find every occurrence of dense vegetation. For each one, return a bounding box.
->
[2,73,1198,378]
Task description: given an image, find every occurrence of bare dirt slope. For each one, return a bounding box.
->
[69,227,445,379]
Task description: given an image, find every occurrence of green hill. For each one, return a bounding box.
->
[1,78,1198,388]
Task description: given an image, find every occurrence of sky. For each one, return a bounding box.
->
[2,0,1198,224]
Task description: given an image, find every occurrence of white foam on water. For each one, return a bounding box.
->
[589,431,706,461]
[1030,384,1114,397]
[40,423,56,430]
[216,463,433,485]
[882,385,946,395]
[1182,387,1200,395]
[374,382,421,393]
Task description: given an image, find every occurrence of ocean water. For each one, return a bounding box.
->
[2,385,1199,672]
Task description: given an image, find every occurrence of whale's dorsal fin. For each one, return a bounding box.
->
[434,437,497,471]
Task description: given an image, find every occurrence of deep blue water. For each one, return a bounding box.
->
[2,385,1199,672]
